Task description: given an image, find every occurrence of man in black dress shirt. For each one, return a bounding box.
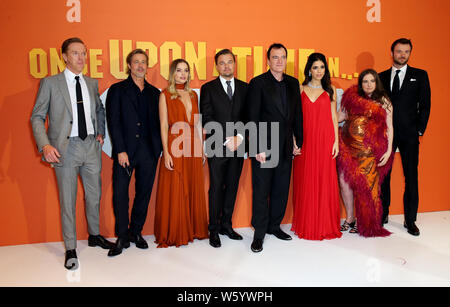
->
[106,49,162,256]
[246,43,303,252]
[379,38,431,236]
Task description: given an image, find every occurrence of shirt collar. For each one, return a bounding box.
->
[219,75,234,85]
[268,70,285,83]
[391,64,408,74]
[64,68,83,82]
[127,75,150,90]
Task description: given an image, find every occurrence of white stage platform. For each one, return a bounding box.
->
[0,211,449,287]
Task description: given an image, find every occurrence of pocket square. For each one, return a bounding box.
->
[410,78,417,81]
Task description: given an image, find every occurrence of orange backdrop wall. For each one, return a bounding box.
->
[0,0,449,246]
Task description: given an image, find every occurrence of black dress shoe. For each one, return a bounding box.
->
[88,235,115,249]
[65,249,79,270]
[129,233,148,249]
[219,228,243,240]
[267,228,292,241]
[251,238,263,253]
[209,233,221,248]
[404,222,420,236]
[382,216,389,225]
[108,238,130,257]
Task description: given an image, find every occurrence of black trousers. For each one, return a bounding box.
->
[381,137,420,224]
[112,139,158,238]
[251,155,292,240]
[207,156,244,234]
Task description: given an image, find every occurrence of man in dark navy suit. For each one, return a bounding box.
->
[379,38,431,236]
[200,49,248,248]
[106,49,162,256]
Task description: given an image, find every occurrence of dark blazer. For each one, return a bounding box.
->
[200,77,248,155]
[379,66,431,140]
[246,71,303,159]
[106,76,162,161]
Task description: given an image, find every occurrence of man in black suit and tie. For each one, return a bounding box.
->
[200,49,248,248]
[246,43,303,252]
[106,49,162,256]
[379,38,431,236]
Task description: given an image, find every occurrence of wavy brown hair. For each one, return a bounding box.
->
[357,69,391,110]
[168,59,193,99]
[126,49,149,75]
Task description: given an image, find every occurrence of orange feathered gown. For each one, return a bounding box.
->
[337,85,392,237]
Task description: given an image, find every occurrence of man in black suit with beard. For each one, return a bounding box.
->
[200,49,248,248]
[379,38,431,236]
[106,49,162,256]
[246,43,303,252]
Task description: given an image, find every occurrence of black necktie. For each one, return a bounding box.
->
[75,76,87,140]
[392,69,401,97]
[226,80,233,101]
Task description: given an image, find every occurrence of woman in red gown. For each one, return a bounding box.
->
[291,53,342,240]
[154,59,208,248]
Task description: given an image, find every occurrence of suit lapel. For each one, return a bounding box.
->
[267,70,289,118]
[399,66,413,94]
[265,72,286,118]
[212,77,235,119]
[57,73,73,116]
[381,70,392,96]
[84,77,97,123]
[233,80,243,109]
[285,77,295,118]
[214,77,233,103]
[125,78,139,112]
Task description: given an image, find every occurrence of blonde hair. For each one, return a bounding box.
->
[168,59,193,99]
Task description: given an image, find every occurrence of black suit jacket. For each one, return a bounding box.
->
[246,71,303,159]
[106,76,162,161]
[200,77,248,156]
[379,66,431,140]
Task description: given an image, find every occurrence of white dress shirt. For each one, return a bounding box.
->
[218,76,243,143]
[390,64,408,91]
[64,68,95,137]
[219,75,235,96]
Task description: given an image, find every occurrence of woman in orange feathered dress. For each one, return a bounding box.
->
[337,69,393,237]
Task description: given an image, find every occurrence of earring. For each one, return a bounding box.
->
[309,71,312,77]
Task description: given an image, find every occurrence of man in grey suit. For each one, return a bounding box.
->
[31,37,114,270]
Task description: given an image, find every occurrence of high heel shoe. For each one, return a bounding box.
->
[349,223,358,234]
[340,220,356,232]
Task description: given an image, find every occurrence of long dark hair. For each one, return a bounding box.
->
[302,53,334,100]
[357,69,391,110]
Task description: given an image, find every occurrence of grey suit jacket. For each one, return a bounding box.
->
[31,71,105,160]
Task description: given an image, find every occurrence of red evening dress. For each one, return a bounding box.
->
[291,90,342,240]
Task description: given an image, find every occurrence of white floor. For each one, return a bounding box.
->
[0,211,449,287]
